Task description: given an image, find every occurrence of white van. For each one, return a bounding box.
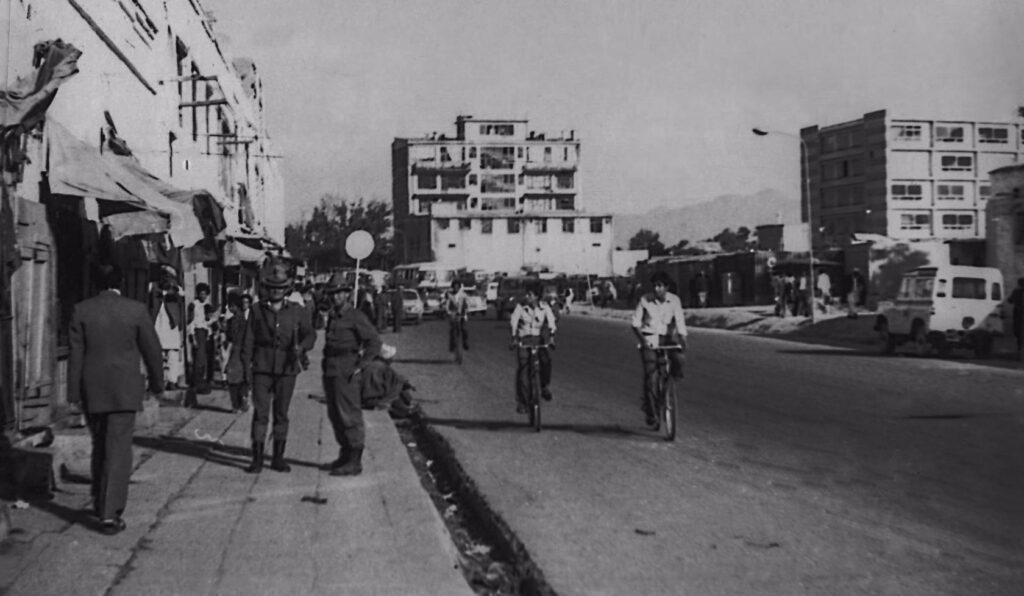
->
[874,265,1005,358]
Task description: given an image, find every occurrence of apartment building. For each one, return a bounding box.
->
[392,115,613,275]
[800,110,1024,247]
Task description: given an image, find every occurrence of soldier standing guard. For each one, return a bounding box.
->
[240,259,316,473]
[321,272,382,476]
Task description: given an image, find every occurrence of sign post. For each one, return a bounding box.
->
[345,230,375,307]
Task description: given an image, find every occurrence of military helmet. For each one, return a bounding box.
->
[260,258,293,289]
[325,271,354,294]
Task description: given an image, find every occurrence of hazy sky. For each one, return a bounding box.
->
[206,0,1024,220]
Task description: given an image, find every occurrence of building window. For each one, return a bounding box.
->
[482,219,493,234]
[481,174,515,193]
[979,184,991,200]
[940,213,974,231]
[543,146,552,163]
[461,147,466,161]
[899,212,930,230]
[417,174,437,189]
[437,218,450,230]
[441,174,466,190]
[517,147,523,159]
[469,146,477,158]
[480,146,515,169]
[940,155,973,172]
[563,219,575,233]
[892,184,924,201]
[557,197,575,210]
[440,147,452,162]
[590,217,603,233]
[978,127,1009,144]
[936,184,965,201]
[536,219,547,233]
[481,197,516,210]
[935,126,964,143]
[556,174,574,189]
[468,174,478,185]
[459,218,471,230]
[526,174,552,190]
[507,219,521,234]
[563,147,569,161]
[418,200,433,215]
[893,124,922,141]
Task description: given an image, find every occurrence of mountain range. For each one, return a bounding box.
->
[611,188,802,249]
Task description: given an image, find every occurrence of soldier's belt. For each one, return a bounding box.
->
[323,347,360,357]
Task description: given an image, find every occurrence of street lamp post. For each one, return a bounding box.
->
[753,127,815,323]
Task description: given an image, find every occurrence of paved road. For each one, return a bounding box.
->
[395,313,1024,596]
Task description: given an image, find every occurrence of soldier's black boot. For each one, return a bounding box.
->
[329,448,363,476]
[246,442,264,474]
[270,440,291,473]
[325,446,349,471]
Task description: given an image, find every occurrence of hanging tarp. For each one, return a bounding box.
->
[45,121,206,247]
[118,158,226,242]
[103,210,170,239]
[0,40,81,131]
[223,237,269,266]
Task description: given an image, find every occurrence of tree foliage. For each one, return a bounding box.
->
[712,226,755,252]
[284,195,394,272]
[628,228,668,256]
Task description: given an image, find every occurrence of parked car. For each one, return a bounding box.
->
[874,265,1004,358]
[385,288,424,325]
[421,289,444,319]
[485,281,500,304]
[463,288,488,317]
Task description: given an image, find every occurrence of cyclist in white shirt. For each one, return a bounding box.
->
[631,271,687,428]
[510,283,557,413]
[443,280,470,353]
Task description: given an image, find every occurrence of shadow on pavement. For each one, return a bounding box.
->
[393,358,457,365]
[132,435,323,472]
[425,416,648,438]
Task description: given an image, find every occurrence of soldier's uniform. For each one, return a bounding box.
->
[321,277,382,476]
[240,261,315,473]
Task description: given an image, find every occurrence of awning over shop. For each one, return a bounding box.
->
[223,237,270,266]
[118,158,226,242]
[45,120,211,247]
[102,210,170,239]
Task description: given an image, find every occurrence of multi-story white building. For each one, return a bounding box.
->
[800,110,1024,247]
[392,115,613,275]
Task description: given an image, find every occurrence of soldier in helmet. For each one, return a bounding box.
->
[320,271,382,476]
[240,258,315,473]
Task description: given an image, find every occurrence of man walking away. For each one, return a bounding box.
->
[445,280,470,353]
[320,273,382,476]
[68,264,163,535]
[391,283,404,333]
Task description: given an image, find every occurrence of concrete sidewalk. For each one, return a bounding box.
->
[0,337,473,596]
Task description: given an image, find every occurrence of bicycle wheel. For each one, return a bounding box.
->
[662,376,677,442]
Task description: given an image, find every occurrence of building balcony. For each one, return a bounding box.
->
[521,162,577,174]
[411,160,471,174]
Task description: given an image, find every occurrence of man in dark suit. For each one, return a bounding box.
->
[68,263,163,535]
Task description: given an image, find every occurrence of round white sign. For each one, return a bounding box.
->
[345,230,375,260]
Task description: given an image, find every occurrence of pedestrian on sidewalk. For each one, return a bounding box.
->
[224,293,253,413]
[391,283,404,333]
[149,266,186,389]
[187,283,213,398]
[241,259,316,473]
[320,272,382,476]
[68,263,164,535]
[1009,278,1024,354]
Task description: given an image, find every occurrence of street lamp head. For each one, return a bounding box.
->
[752,128,769,136]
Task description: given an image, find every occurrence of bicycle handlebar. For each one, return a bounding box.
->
[637,344,685,352]
[510,340,555,351]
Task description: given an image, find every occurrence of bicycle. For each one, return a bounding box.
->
[641,344,684,442]
[512,340,553,432]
